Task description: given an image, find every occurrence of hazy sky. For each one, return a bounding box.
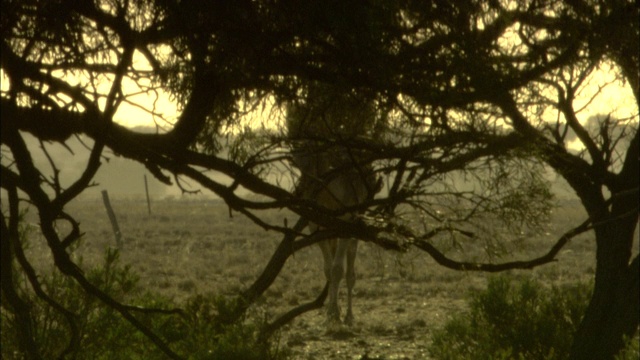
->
[110,64,636,131]
[1,52,635,131]
[1,63,636,199]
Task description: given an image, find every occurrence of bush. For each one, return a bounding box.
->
[615,334,640,360]
[428,276,592,360]
[172,294,289,360]
[1,239,288,359]
[1,246,159,359]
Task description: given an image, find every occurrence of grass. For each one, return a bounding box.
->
[14,195,629,358]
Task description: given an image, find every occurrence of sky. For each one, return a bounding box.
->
[1,61,636,199]
[1,45,636,132]
[109,64,637,131]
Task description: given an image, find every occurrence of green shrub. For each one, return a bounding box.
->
[428,276,592,360]
[2,247,151,358]
[173,294,288,360]
[615,334,640,360]
[2,239,288,359]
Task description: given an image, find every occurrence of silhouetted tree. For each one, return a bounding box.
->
[1,1,637,359]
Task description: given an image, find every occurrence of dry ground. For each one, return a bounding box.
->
[21,196,613,359]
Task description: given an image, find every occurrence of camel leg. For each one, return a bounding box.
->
[313,224,332,280]
[344,239,358,326]
[319,239,341,324]
[327,238,349,324]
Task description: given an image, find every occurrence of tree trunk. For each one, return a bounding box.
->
[570,251,639,359]
[569,189,639,359]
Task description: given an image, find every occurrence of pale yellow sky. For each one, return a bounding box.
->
[1,62,637,132]
[111,57,637,131]
[572,66,637,121]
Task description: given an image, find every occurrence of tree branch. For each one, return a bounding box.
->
[412,216,592,271]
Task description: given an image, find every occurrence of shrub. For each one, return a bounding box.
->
[172,294,289,360]
[1,246,160,359]
[2,234,288,359]
[615,334,640,360]
[428,276,592,360]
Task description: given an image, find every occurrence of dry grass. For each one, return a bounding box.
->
[19,195,628,359]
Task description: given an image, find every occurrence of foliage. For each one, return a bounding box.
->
[429,276,592,360]
[1,232,288,359]
[615,334,640,360]
[1,0,637,358]
[170,294,288,360]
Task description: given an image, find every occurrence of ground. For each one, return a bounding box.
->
[22,195,605,359]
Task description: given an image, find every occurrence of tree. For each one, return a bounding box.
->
[1,1,637,359]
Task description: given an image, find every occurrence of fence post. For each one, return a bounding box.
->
[101,190,123,248]
[144,174,152,215]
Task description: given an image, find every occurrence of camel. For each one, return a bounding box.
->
[287,84,380,326]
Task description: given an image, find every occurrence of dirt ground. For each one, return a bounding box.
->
[22,196,607,359]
